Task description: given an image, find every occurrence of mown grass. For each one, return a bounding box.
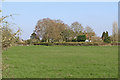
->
[2,45,118,78]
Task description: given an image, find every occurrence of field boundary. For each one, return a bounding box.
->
[18,42,119,46]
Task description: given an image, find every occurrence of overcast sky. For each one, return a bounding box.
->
[2,2,118,40]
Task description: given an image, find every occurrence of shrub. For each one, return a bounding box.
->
[77,35,86,42]
[25,39,32,44]
[104,37,111,43]
[34,42,53,46]
[72,39,77,42]
[54,42,99,46]
[33,42,112,46]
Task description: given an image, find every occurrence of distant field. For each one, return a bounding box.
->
[2,45,118,78]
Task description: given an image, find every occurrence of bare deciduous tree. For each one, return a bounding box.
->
[0,14,21,49]
[35,18,67,42]
[84,26,93,33]
[71,22,84,33]
[112,22,118,42]
[70,22,84,38]
[84,26,95,40]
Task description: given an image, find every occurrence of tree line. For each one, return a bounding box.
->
[0,15,119,49]
[29,18,118,44]
[30,18,96,43]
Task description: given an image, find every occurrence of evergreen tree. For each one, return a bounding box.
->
[102,32,105,40]
[101,31,111,43]
[105,31,108,38]
[77,35,86,42]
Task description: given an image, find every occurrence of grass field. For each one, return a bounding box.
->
[2,45,118,78]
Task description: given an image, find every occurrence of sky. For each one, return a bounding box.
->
[2,2,118,40]
[3,0,120,2]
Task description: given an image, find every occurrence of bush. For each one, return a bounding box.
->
[34,42,53,46]
[111,43,118,45]
[29,41,112,46]
[54,42,100,46]
[25,39,32,44]
[104,37,111,43]
[77,35,86,42]
[72,39,77,42]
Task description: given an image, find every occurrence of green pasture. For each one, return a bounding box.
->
[2,45,118,78]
